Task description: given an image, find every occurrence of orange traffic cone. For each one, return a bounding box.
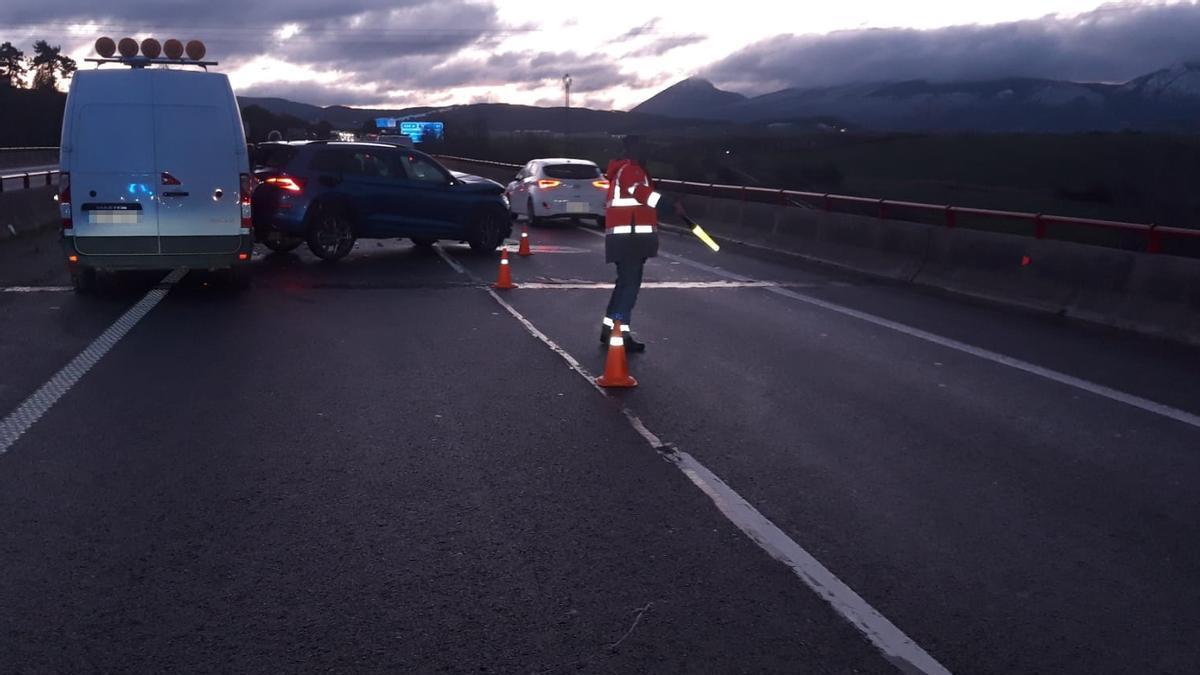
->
[596,320,638,388]
[518,226,533,257]
[493,247,517,289]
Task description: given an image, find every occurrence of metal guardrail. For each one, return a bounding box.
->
[0,170,60,193]
[436,154,1200,254]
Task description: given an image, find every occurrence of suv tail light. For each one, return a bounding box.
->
[592,179,610,190]
[59,172,72,231]
[537,179,562,189]
[239,173,253,229]
[264,175,304,193]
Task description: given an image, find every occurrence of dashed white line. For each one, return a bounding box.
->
[435,244,952,675]
[0,268,186,454]
[1,286,73,293]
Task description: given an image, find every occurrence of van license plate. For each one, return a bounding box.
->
[84,203,142,224]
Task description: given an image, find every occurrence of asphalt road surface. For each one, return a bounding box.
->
[1,221,1198,673]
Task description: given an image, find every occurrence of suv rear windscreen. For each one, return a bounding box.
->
[544,164,601,180]
[255,144,298,170]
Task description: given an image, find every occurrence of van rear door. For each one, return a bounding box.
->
[71,101,161,255]
[152,101,242,255]
[149,71,244,256]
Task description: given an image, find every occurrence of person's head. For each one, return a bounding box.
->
[267,130,283,142]
[621,134,647,164]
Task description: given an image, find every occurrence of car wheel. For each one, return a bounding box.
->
[262,235,304,253]
[306,205,356,261]
[70,266,97,294]
[468,207,508,253]
[527,199,541,227]
[410,237,437,248]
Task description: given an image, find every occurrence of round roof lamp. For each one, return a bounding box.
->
[95,37,116,58]
[163,39,184,59]
[140,38,162,59]
[117,37,139,58]
[185,40,206,61]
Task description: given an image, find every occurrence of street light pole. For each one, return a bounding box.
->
[563,73,572,155]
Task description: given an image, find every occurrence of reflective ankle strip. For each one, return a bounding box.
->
[634,225,655,234]
[610,225,632,234]
[603,317,614,327]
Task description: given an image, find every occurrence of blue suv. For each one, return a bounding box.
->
[251,142,511,260]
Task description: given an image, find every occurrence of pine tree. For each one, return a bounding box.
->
[0,42,27,88]
[30,40,77,91]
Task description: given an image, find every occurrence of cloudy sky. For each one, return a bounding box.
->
[3,1,1200,110]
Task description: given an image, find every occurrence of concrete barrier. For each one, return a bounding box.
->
[0,186,58,241]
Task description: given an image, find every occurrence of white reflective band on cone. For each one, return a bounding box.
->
[634,225,655,234]
[610,337,624,346]
[501,259,509,265]
[521,232,528,238]
[610,225,633,234]
[647,192,661,208]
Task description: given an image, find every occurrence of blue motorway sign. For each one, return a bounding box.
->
[399,121,444,144]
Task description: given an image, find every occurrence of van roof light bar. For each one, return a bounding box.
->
[89,37,217,69]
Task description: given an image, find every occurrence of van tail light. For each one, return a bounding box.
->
[161,171,181,186]
[592,179,610,190]
[59,172,72,231]
[239,173,253,229]
[264,175,304,193]
[537,179,562,189]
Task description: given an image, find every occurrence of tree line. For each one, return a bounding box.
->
[0,41,77,91]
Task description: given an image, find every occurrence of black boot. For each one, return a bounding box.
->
[600,325,612,346]
[624,334,646,353]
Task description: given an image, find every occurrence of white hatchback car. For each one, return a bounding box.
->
[505,158,609,226]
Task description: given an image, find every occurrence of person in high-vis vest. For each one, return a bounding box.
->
[600,135,686,353]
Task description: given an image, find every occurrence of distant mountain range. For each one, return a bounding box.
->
[236,97,722,135]
[632,63,1200,133]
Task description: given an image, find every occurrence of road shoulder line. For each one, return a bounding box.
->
[581,226,1200,431]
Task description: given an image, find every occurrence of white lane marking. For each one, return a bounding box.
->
[436,246,951,675]
[433,245,466,274]
[1,286,73,293]
[0,268,186,455]
[668,451,950,675]
[661,250,1200,431]
[517,281,796,290]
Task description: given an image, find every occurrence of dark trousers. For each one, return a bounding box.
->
[605,260,645,329]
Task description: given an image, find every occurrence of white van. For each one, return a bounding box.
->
[59,64,252,291]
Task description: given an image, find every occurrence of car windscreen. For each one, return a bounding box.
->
[543,164,601,180]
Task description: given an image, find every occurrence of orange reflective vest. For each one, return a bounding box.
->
[604,158,660,263]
